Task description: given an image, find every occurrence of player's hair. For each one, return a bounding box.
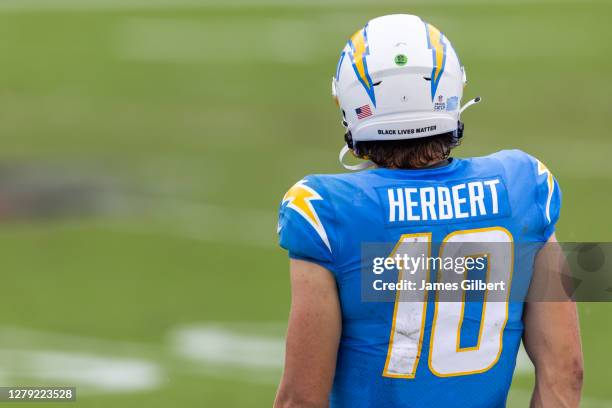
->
[356,132,460,169]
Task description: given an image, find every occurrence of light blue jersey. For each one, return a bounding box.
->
[278,150,561,408]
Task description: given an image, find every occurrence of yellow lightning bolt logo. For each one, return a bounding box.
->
[348,25,376,107]
[425,23,447,101]
[282,180,331,252]
[537,160,555,224]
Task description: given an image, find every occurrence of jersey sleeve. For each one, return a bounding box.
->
[531,156,562,240]
[277,176,337,272]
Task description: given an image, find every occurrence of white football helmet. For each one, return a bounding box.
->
[332,14,480,169]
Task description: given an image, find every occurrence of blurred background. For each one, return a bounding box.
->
[0,0,610,406]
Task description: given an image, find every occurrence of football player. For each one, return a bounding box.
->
[274,14,582,408]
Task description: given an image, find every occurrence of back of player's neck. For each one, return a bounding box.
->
[384,158,451,170]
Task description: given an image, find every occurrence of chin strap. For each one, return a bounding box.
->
[339,145,374,171]
[460,96,482,115]
[338,97,482,171]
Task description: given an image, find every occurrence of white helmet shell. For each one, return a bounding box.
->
[332,14,467,144]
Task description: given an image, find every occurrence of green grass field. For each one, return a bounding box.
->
[0,0,610,406]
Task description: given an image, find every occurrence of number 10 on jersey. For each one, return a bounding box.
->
[382,227,514,378]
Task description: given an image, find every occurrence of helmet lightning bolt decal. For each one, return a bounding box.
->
[282,180,331,252]
[424,22,447,101]
[348,24,376,107]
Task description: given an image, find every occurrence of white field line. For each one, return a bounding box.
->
[0,328,165,394]
[170,324,285,369]
[0,349,162,394]
[1,324,610,405]
[0,324,286,392]
[0,0,600,12]
[168,322,286,385]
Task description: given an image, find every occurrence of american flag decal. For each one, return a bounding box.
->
[355,104,372,119]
